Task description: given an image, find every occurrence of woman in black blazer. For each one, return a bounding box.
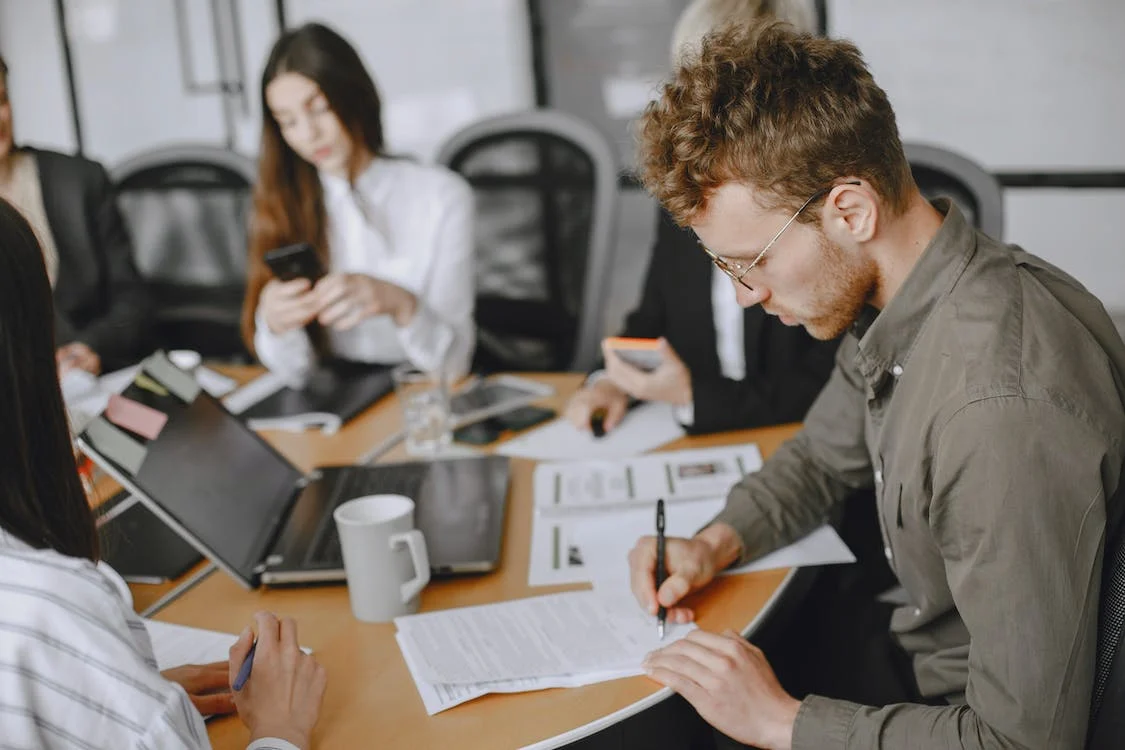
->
[567,210,839,435]
[0,55,149,374]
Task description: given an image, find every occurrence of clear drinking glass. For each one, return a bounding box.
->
[392,364,452,455]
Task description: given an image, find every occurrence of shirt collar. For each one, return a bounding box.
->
[318,157,382,201]
[0,526,35,553]
[852,198,978,387]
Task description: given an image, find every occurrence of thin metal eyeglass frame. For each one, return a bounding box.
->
[701,180,862,292]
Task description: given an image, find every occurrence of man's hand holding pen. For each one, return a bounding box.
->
[626,521,740,624]
[632,522,800,750]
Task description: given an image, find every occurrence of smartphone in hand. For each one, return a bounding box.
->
[263,242,325,282]
[604,337,663,372]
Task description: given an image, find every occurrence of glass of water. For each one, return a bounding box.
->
[392,364,452,456]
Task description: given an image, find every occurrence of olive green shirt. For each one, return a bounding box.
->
[712,200,1125,749]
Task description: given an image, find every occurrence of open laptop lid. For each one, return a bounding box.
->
[76,353,303,588]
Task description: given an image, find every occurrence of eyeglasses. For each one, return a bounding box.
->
[700,180,862,292]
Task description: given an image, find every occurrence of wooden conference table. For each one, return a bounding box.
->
[121,371,800,749]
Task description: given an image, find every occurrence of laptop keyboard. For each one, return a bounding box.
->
[305,465,428,567]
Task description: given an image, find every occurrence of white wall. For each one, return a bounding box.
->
[0,0,76,152]
[830,0,1125,311]
[0,0,534,165]
[285,0,535,161]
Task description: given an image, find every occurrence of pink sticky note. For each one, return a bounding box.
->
[105,394,168,440]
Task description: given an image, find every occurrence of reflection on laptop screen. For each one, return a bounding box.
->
[84,391,303,584]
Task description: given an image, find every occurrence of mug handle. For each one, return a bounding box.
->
[390,530,431,603]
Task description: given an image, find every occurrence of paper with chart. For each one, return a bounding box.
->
[394,591,696,686]
[533,444,763,514]
[527,444,764,585]
[495,401,686,461]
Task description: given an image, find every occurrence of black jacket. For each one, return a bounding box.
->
[615,211,839,435]
[31,147,150,370]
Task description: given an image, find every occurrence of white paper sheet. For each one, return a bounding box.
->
[532,444,763,514]
[144,619,239,671]
[587,522,855,592]
[525,444,764,586]
[144,619,313,672]
[528,496,727,587]
[395,633,641,715]
[727,524,855,574]
[495,402,686,461]
[394,591,695,685]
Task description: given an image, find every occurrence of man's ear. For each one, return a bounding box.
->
[823,181,877,244]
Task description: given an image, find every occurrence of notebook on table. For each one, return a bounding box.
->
[75,352,511,589]
[224,359,395,434]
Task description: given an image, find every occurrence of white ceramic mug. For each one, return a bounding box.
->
[333,494,431,622]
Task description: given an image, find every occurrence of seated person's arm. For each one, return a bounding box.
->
[628,338,872,620]
[249,265,319,387]
[686,321,840,435]
[566,215,669,432]
[388,176,475,378]
[68,162,151,369]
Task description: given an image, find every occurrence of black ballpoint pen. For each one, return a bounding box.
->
[656,498,666,640]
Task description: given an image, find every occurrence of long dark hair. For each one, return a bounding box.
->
[0,198,98,560]
[241,23,386,351]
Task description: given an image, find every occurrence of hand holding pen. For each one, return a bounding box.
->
[228,611,327,749]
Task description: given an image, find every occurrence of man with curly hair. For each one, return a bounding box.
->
[627,20,1125,750]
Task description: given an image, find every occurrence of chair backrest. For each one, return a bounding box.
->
[904,142,1005,240]
[112,144,256,286]
[111,144,256,358]
[435,109,618,372]
[1088,524,1125,748]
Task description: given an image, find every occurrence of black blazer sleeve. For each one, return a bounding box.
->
[35,148,150,369]
[687,318,840,435]
[618,217,675,341]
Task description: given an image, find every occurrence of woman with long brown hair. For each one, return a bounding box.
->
[0,196,326,749]
[244,23,475,386]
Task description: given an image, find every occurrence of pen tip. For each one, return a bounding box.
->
[658,622,665,640]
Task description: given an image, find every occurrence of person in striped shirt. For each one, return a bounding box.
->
[0,195,327,749]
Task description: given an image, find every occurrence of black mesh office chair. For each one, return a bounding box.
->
[111,144,256,361]
[904,142,1005,239]
[435,110,619,373]
[1088,524,1125,748]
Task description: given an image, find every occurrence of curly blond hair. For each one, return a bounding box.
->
[638,20,913,226]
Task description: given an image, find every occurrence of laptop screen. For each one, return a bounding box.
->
[79,377,303,587]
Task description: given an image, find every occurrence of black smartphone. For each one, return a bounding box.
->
[492,405,557,432]
[263,242,325,282]
[453,418,505,446]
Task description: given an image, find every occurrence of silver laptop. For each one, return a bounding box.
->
[76,354,510,589]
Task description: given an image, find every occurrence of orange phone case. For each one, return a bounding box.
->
[604,337,663,371]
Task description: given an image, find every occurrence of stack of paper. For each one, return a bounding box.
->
[394,591,696,715]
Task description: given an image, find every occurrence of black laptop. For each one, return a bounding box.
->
[76,353,510,589]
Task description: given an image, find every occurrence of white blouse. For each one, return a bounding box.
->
[254,157,475,386]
